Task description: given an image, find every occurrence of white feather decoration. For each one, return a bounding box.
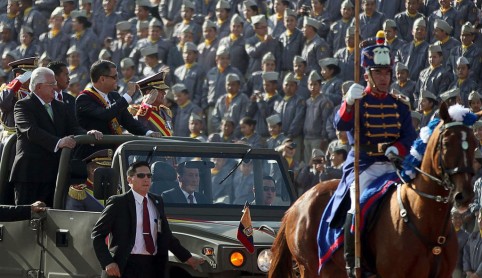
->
[419,126,431,143]
[410,146,422,161]
[448,104,469,122]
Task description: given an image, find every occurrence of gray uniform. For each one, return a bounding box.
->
[266,133,286,150]
[216,20,231,40]
[219,35,249,76]
[322,0,344,23]
[415,65,453,100]
[427,9,457,43]
[197,38,219,74]
[301,34,330,73]
[355,11,386,40]
[38,31,69,62]
[15,7,48,39]
[327,19,353,54]
[93,12,122,42]
[117,76,140,101]
[394,11,425,43]
[166,44,184,72]
[321,77,343,106]
[435,37,461,68]
[449,78,479,107]
[172,21,202,44]
[390,80,417,108]
[208,132,238,143]
[117,0,136,20]
[13,44,37,59]
[396,41,429,82]
[142,63,164,78]
[303,93,334,161]
[159,0,183,37]
[0,40,17,59]
[454,0,479,39]
[174,63,206,107]
[195,0,217,21]
[240,132,265,149]
[69,65,91,90]
[70,29,100,69]
[232,170,254,204]
[246,92,282,137]
[111,40,135,67]
[463,231,482,276]
[334,47,363,83]
[245,35,282,76]
[173,101,202,137]
[130,38,172,69]
[268,14,286,39]
[274,94,306,139]
[212,92,250,137]
[377,0,404,20]
[279,28,304,72]
[201,65,245,110]
[447,44,482,84]
[386,37,406,59]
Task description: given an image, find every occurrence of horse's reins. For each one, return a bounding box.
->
[395,121,473,278]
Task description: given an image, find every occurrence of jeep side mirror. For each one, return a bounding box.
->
[93,168,118,201]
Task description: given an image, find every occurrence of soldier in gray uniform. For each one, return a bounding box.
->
[188,113,207,142]
[60,0,75,36]
[168,25,194,72]
[111,21,136,67]
[215,0,232,40]
[454,0,479,39]
[415,44,453,101]
[140,45,165,78]
[201,46,244,134]
[391,63,417,108]
[241,0,257,39]
[426,1,457,43]
[172,0,202,44]
[0,1,19,40]
[245,14,281,76]
[319,57,343,106]
[69,10,99,69]
[303,70,334,163]
[396,17,429,82]
[127,0,153,33]
[66,45,90,90]
[219,14,249,76]
[208,117,238,143]
[279,8,303,74]
[383,19,406,59]
[449,57,479,107]
[0,24,18,57]
[212,73,250,138]
[327,0,354,54]
[13,26,37,59]
[447,23,482,84]
[274,73,306,162]
[116,0,136,20]
[419,89,438,128]
[38,7,69,63]
[174,42,205,107]
[118,58,140,102]
[267,0,288,39]
[159,0,183,39]
[197,20,220,74]
[172,83,202,137]
[301,17,330,73]
[355,0,385,40]
[377,0,404,19]
[439,88,461,107]
[293,55,310,100]
[334,27,362,84]
[433,19,461,68]
[238,116,265,149]
[195,0,217,22]
[245,52,277,97]
[65,149,113,212]
[15,0,48,39]
[246,71,281,137]
[265,114,286,150]
[394,0,425,43]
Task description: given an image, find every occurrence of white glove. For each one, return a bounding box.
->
[384,146,399,157]
[17,70,32,83]
[345,83,364,105]
[142,89,158,105]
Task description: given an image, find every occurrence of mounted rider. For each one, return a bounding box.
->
[322,42,418,276]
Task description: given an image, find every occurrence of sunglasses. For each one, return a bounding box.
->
[136,173,153,179]
[263,186,276,192]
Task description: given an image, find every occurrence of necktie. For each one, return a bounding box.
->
[57,92,63,102]
[188,194,194,204]
[44,103,53,120]
[142,197,155,254]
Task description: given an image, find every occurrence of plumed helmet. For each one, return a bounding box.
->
[361,45,393,69]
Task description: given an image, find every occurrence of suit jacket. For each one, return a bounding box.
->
[91,191,191,277]
[161,186,211,204]
[61,91,76,117]
[10,93,86,183]
[0,205,31,221]
[76,88,148,136]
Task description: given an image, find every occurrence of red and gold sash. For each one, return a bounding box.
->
[80,88,123,135]
[137,104,172,136]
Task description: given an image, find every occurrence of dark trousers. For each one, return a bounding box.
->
[123,255,156,278]
[14,182,55,207]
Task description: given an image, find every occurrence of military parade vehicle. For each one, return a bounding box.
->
[0,135,297,277]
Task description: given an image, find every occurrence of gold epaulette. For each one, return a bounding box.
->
[390,91,411,108]
[68,185,87,201]
[159,104,173,118]
[128,104,140,116]
[0,83,6,91]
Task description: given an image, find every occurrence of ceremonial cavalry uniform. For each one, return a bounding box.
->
[65,149,113,212]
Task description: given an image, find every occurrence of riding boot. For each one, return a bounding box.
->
[344,213,355,278]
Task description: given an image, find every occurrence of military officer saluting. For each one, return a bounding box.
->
[131,70,174,137]
[65,149,113,212]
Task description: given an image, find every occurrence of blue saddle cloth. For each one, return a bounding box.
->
[317,172,400,272]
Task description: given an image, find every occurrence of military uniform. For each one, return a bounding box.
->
[38,30,69,62]
[267,14,286,39]
[245,35,282,76]
[247,92,281,138]
[131,37,172,72]
[356,11,386,40]
[279,28,304,72]
[240,132,265,149]
[15,6,48,39]
[327,19,353,54]
[427,8,457,43]
[212,91,250,138]
[334,47,362,83]
[390,80,417,108]
[201,65,244,110]
[435,37,461,68]
[385,36,406,59]
[219,35,249,76]
[301,34,330,73]
[174,63,205,107]
[274,94,306,140]
[322,77,343,106]
[118,76,140,101]
[396,40,429,82]
[13,43,37,59]
[394,11,425,42]
[69,65,90,91]
[449,78,479,107]
[377,0,404,20]
[173,100,202,137]
[453,0,479,39]
[447,43,482,84]
[416,64,453,100]
[173,21,202,44]
[69,29,100,70]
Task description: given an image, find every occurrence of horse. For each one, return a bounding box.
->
[269,103,478,278]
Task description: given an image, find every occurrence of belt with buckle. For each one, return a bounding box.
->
[357,142,392,156]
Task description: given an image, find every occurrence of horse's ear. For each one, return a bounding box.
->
[439,102,451,123]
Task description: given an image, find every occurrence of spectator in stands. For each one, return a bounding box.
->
[188,113,207,142]
[468,91,482,114]
[208,117,237,143]
[238,116,265,148]
[357,0,385,40]
[319,57,343,106]
[38,7,69,63]
[265,114,286,150]
[439,88,461,107]
[301,16,330,73]
[296,148,326,193]
[411,111,422,132]
[218,14,249,76]
[66,45,90,89]
[215,0,231,39]
[391,62,417,108]
[245,52,277,97]
[172,0,201,44]
[14,26,37,59]
[394,0,424,42]
[292,55,309,99]
[415,44,452,101]
[419,89,438,128]
[70,10,99,70]
[327,0,354,54]
[140,45,164,78]
[197,20,219,73]
[452,209,469,278]
[172,83,202,138]
[449,57,479,107]
[118,58,140,100]
[432,19,460,66]
[174,41,205,107]
[279,9,303,74]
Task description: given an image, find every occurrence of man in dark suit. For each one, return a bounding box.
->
[0,201,46,222]
[92,161,204,278]
[76,60,161,137]
[161,162,211,204]
[47,61,76,116]
[10,67,103,206]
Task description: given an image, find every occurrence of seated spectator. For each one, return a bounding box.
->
[275,138,303,194]
[419,90,438,128]
[238,116,265,148]
[453,209,469,278]
[188,113,207,142]
[161,162,210,204]
[265,114,286,150]
[208,117,238,143]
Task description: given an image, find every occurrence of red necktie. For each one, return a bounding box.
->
[142,197,155,254]
[57,92,63,102]
[188,194,194,204]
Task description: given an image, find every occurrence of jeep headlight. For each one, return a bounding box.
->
[257,249,272,272]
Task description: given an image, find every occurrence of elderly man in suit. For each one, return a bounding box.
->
[162,162,211,204]
[10,67,102,206]
[92,161,204,278]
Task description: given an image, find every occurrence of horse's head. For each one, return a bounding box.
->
[428,102,478,208]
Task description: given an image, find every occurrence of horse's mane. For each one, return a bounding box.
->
[400,104,478,181]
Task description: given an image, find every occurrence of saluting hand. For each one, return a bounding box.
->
[105,262,121,277]
[126,82,140,97]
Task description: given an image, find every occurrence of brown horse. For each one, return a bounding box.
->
[270,103,477,278]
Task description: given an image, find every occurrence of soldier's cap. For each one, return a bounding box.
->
[120,57,135,69]
[216,46,230,56]
[284,8,297,18]
[8,57,38,73]
[136,0,152,7]
[226,73,240,83]
[182,0,195,10]
[469,90,481,101]
[20,25,33,35]
[181,25,194,34]
[341,0,354,8]
[440,88,460,101]
[361,45,393,69]
[137,20,149,30]
[473,120,482,129]
[2,50,19,61]
[116,21,132,32]
[136,70,170,92]
[231,13,243,25]
[311,148,325,160]
[39,51,50,62]
[251,15,267,26]
[411,111,422,121]
[262,52,276,63]
[149,18,163,28]
[262,71,279,82]
[98,49,112,60]
[183,41,198,53]
[303,17,321,30]
[51,6,64,18]
[395,62,409,72]
[243,0,257,7]
[67,45,80,55]
[434,19,452,34]
[266,114,281,126]
[346,26,355,37]
[308,70,321,82]
[456,56,470,66]
[475,147,482,159]
[319,57,339,68]
[70,9,88,19]
[82,149,113,166]
[216,0,230,10]
[333,144,350,153]
[383,19,397,30]
[69,73,80,84]
[293,55,306,64]
[79,0,93,4]
[281,138,296,148]
[140,45,158,57]
[461,22,475,35]
[203,19,217,30]
[428,44,442,54]
[342,80,355,96]
[420,89,437,101]
[283,72,299,84]
[172,83,188,94]
[413,17,426,29]
[189,112,203,122]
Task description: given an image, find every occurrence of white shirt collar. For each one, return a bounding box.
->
[132,188,148,205]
